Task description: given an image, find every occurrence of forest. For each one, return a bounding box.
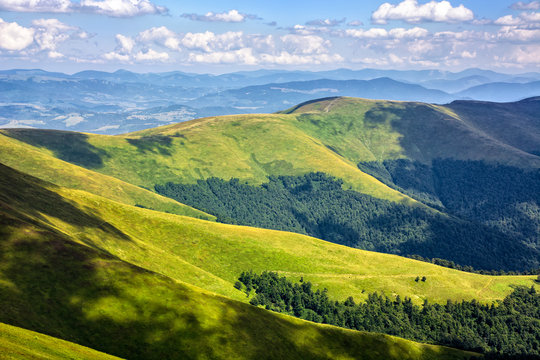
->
[238,271,540,357]
[155,172,539,271]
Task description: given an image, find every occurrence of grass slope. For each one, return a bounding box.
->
[282,97,540,168]
[0,131,214,220]
[0,323,122,360]
[1,119,411,203]
[0,165,477,360]
[0,162,533,306]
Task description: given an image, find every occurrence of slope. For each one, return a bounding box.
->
[283,97,540,168]
[1,118,411,203]
[0,130,214,220]
[0,162,533,306]
[0,323,122,360]
[0,164,477,360]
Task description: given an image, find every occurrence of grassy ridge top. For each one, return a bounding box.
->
[0,164,477,360]
[0,323,122,360]
[282,97,540,168]
[0,131,215,220]
[1,162,533,306]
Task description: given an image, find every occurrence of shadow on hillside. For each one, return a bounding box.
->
[0,210,461,360]
[126,135,173,156]
[3,129,109,169]
[0,163,131,241]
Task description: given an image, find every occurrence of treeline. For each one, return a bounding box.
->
[406,255,540,276]
[238,271,540,357]
[155,172,538,271]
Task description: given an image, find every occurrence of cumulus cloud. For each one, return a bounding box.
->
[0,0,167,17]
[0,0,71,12]
[495,11,540,28]
[133,48,169,61]
[116,34,135,53]
[0,18,34,51]
[138,26,179,50]
[344,26,429,39]
[497,26,540,41]
[181,31,244,52]
[305,18,345,27]
[79,0,167,17]
[181,9,258,23]
[511,1,540,10]
[347,20,364,26]
[371,0,474,24]
[30,18,89,58]
[280,34,329,54]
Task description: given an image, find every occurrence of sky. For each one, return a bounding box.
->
[0,0,539,74]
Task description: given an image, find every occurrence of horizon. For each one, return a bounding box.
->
[2,66,540,77]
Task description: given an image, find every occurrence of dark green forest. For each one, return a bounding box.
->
[358,159,540,250]
[238,271,540,357]
[155,172,539,271]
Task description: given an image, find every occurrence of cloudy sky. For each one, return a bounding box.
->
[0,0,539,73]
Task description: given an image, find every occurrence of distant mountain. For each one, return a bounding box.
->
[1,68,539,134]
[189,78,455,113]
[456,81,540,102]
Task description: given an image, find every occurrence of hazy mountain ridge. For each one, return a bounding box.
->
[1,68,539,134]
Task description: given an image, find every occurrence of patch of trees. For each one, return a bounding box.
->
[155,172,538,271]
[359,159,540,252]
[238,271,540,357]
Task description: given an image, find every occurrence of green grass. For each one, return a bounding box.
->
[283,97,540,168]
[0,322,122,360]
[0,164,478,360]
[0,131,215,220]
[1,162,533,306]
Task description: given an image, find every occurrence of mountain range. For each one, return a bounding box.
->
[1,68,540,135]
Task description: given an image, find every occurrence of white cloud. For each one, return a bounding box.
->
[260,52,343,65]
[133,48,169,61]
[138,26,179,50]
[511,1,540,10]
[116,34,134,53]
[181,9,257,23]
[280,34,329,54]
[461,50,476,58]
[372,0,474,24]
[181,31,244,52]
[305,18,345,27]
[0,0,167,17]
[0,0,71,12]
[497,26,540,41]
[347,20,364,26]
[500,44,540,64]
[0,18,34,51]
[103,51,130,61]
[32,18,77,51]
[344,27,428,39]
[188,48,258,65]
[494,12,540,27]
[80,0,167,17]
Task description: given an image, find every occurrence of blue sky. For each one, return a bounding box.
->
[0,0,539,73]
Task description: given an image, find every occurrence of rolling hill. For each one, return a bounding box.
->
[0,162,483,360]
[3,96,539,270]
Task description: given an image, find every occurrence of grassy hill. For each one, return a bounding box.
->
[282,97,540,168]
[0,131,214,220]
[0,162,533,306]
[0,323,122,360]
[0,163,479,360]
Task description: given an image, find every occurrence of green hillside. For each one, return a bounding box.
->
[0,163,478,360]
[0,131,215,220]
[0,323,122,360]
[283,97,540,167]
[0,162,533,306]
[0,116,411,203]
